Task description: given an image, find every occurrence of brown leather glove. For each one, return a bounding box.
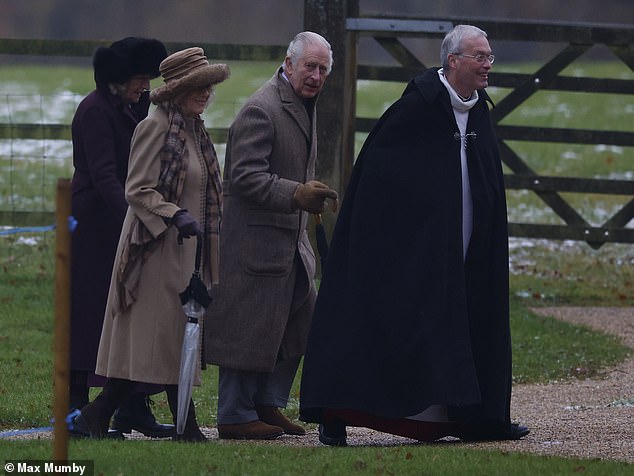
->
[293,180,338,214]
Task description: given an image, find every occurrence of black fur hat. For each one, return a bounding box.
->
[93,37,167,86]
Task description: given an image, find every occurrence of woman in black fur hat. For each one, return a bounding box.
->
[69,37,174,439]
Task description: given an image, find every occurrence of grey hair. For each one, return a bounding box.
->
[108,82,127,96]
[440,24,487,69]
[282,31,333,74]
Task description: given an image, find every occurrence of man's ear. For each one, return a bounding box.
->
[446,53,458,70]
[284,56,293,74]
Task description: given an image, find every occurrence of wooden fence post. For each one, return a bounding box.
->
[304,0,358,193]
[304,0,359,274]
[53,178,71,461]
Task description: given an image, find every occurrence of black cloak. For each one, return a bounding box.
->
[300,68,512,426]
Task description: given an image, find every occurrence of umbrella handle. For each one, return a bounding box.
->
[178,231,204,275]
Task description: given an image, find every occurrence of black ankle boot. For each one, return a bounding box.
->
[71,378,133,438]
[318,420,347,446]
[112,393,175,438]
[165,385,207,442]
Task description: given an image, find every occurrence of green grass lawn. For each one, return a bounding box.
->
[2,412,633,476]
[3,439,632,476]
[0,230,632,474]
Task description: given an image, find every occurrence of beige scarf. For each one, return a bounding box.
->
[113,104,222,315]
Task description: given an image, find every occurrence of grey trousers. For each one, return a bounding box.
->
[217,356,301,425]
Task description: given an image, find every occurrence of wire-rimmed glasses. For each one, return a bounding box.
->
[453,53,495,64]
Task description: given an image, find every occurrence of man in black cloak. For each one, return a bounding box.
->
[299,24,529,445]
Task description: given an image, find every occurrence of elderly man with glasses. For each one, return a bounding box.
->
[299,24,529,445]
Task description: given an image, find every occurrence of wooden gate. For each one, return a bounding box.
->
[322,14,634,248]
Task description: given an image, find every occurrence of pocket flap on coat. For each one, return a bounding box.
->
[247,210,299,230]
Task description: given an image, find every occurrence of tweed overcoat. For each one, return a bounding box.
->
[96,106,220,385]
[205,69,318,372]
[69,87,149,373]
[300,68,512,426]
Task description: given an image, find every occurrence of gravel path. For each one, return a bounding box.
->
[7,307,633,464]
[216,307,634,464]
[472,307,634,464]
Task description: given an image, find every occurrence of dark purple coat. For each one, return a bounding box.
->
[300,68,512,426]
[70,86,149,373]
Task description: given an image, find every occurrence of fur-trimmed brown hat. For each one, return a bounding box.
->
[150,47,230,104]
[93,37,167,87]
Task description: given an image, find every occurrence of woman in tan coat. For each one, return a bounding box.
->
[73,47,229,442]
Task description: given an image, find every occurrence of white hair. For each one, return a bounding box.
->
[282,31,333,74]
[440,25,487,69]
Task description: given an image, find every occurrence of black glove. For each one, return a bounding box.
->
[172,209,200,240]
[293,180,339,214]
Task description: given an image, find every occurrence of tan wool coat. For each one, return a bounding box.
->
[205,69,318,372]
[96,106,220,385]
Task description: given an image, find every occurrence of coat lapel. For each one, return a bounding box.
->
[276,71,312,143]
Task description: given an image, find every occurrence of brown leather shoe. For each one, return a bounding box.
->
[255,405,306,436]
[217,420,284,440]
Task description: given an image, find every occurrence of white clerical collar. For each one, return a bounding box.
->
[438,69,479,113]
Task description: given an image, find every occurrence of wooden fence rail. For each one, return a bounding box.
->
[1,13,633,247]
